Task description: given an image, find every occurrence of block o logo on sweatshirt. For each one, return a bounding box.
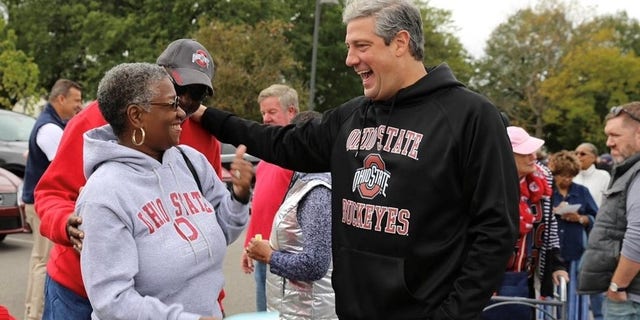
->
[352,153,390,200]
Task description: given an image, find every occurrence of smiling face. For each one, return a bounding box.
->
[57,87,83,120]
[138,77,186,158]
[345,16,405,101]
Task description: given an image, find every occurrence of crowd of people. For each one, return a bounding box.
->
[3,0,640,319]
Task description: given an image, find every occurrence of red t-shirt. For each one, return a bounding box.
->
[243,161,293,247]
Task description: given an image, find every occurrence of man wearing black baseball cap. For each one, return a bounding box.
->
[34,39,225,319]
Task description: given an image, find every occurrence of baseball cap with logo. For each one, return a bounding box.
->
[156,39,214,95]
[507,126,545,155]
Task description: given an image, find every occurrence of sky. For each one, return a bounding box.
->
[427,0,640,58]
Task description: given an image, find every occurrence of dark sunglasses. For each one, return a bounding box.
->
[175,84,209,103]
[575,151,591,157]
[148,96,180,111]
[610,106,640,123]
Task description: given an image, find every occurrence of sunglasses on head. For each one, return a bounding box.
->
[610,106,640,123]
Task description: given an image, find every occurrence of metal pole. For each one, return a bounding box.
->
[309,0,321,110]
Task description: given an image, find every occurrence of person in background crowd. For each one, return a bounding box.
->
[579,102,640,319]
[22,78,82,320]
[574,143,611,208]
[240,84,297,312]
[78,62,252,320]
[35,39,225,319]
[573,142,609,320]
[483,126,568,320]
[246,111,336,320]
[192,0,519,318]
[548,150,598,320]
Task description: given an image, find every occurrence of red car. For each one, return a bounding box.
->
[0,167,29,241]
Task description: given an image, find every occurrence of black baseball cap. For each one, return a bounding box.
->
[156,39,214,95]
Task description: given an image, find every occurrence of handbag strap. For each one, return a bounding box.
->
[176,146,203,193]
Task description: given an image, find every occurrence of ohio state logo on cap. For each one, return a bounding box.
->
[192,50,210,69]
[352,154,391,199]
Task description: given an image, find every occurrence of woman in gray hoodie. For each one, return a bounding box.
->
[77,62,253,320]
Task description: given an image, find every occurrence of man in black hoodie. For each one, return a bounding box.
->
[194,0,519,318]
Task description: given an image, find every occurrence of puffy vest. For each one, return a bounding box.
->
[578,153,640,294]
[266,173,336,319]
[22,103,66,204]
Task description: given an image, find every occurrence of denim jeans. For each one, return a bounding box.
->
[567,260,590,320]
[254,261,267,311]
[591,292,604,320]
[604,299,640,320]
[43,274,92,320]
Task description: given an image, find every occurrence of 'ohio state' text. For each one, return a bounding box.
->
[136,191,214,241]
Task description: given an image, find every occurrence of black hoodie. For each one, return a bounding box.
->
[201,63,519,319]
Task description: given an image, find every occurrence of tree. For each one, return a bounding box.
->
[0,19,40,112]
[472,2,574,140]
[539,15,640,152]
[193,19,304,122]
[420,4,473,84]
[540,44,640,151]
[4,0,472,117]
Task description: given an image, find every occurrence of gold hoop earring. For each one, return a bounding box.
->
[132,127,146,146]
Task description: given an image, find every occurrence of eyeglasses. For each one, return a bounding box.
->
[610,106,640,123]
[575,151,592,157]
[148,96,180,111]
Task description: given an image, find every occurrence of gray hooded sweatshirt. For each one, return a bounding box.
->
[77,125,249,320]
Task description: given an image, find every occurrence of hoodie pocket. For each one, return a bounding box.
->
[333,247,425,319]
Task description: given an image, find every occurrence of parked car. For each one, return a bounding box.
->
[220,143,260,187]
[0,109,36,178]
[0,167,29,241]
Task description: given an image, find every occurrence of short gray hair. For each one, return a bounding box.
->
[342,0,424,60]
[576,142,598,157]
[257,84,299,112]
[97,62,169,136]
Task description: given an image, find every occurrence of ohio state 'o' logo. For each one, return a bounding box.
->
[353,154,390,200]
[193,50,209,68]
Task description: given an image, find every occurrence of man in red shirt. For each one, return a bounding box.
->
[240,84,298,311]
[34,39,224,319]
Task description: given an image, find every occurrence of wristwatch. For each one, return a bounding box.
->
[609,282,627,292]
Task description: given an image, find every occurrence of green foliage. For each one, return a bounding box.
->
[472,3,574,142]
[540,34,640,152]
[0,19,40,112]
[194,19,303,122]
[2,0,474,119]
[420,5,473,84]
[471,1,640,153]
